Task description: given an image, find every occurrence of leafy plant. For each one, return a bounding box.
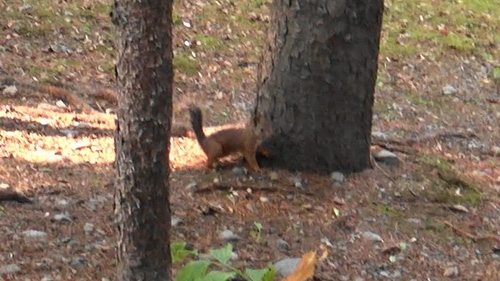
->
[250,221,263,242]
[172,242,276,281]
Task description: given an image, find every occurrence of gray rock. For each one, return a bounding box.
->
[171,217,184,227]
[22,230,48,239]
[2,85,18,96]
[442,85,457,95]
[374,149,399,167]
[491,146,500,155]
[443,266,459,277]
[53,212,73,223]
[268,171,279,181]
[274,258,301,277]
[293,177,306,190]
[83,223,94,235]
[71,257,88,267]
[0,264,21,274]
[371,131,389,140]
[19,4,33,13]
[276,239,290,251]
[185,181,197,190]
[362,231,384,243]
[231,167,247,177]
[219,230,241,242]
[330,171,345,182]
[41,276,54,281]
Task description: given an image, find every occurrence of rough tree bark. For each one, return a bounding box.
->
[255,0,384,174]
[110,0,173,280]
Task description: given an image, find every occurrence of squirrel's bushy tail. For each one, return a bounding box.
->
[188,106,206,145]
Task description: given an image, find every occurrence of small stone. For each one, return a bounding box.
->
[2,85,17,96]
[53,212,73,223]
[374,149,399,167]
[171,217,183,227]
[362,231,384,243]
[259,196,270,203]
[22,230,48,239]
[57,199,69,207]
[83,223,94,235]
[71,257,88,267]
[230,252,239,261]
[330,171,345,182]
[41,276,54,281]
[274,258,301,277]
[491,146,500,155]
[185,182,197,190]
[276,239,290,251]
[0,264,21,274]
[449,204,468,213]
[443,266,459,277]
[442,85,457,95]
[19,4,33,13]
[293,177,306,190]
[231,166,246,177]
[219,230,241,242]
[371,131,389,140]
[55,100,67,108]
[267,227,277,235]
[268,171,279,181]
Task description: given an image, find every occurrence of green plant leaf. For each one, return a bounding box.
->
[171,241,198,263]
[246,266,276,281]
[175,260,211,281]
[253,221,263,232]
[201,270,235,281]
[209,244,233,265]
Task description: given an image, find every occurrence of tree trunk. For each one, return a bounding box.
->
[255,0,384,174]
[111,0,173,280]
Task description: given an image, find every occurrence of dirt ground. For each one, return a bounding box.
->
[1,0,499,280]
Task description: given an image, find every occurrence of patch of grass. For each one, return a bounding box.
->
[441,33,475,52]
[194,34,223,51]
[381,0,500,58]
[25,66,59,79]
[416,155,482,206]
[372,204,403,218]
[173,54,199,76]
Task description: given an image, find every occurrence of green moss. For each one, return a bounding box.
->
[193,34,223,51]
[173,55,199,76]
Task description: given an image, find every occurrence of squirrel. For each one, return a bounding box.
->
[188,106,273,172]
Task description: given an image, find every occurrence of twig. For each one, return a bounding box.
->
[443,220,500,243]
[371,156,396,183]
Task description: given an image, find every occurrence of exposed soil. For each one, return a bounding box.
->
[0,0,499,280]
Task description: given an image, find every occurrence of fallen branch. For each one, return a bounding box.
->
[372,131,476,147]
[443,220,500,243]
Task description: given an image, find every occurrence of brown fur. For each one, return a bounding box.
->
[189,106,272,172]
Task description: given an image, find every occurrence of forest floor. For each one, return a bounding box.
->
[1,0,500,280]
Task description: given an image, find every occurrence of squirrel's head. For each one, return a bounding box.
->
[252,112,273,138]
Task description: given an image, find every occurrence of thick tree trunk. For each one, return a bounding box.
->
[255,0,384,174]
[111,0,173,280]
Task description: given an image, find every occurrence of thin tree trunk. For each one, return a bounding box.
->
[255,0,384,174]
[111,0,173,280]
